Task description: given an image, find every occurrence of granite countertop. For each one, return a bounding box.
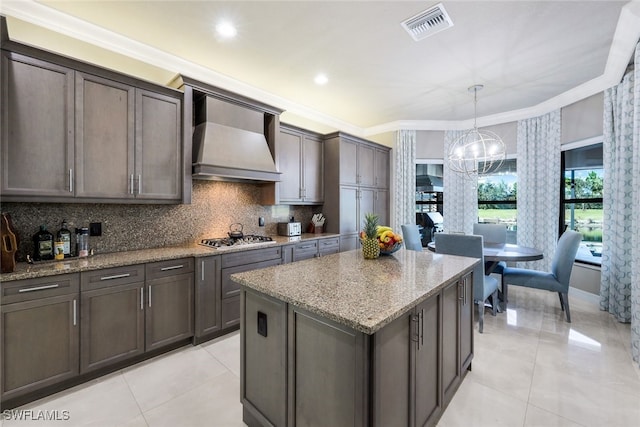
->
[231,249,479,335]
[0,233,339,282]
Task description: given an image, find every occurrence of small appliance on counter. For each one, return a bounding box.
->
[278,217,301,237]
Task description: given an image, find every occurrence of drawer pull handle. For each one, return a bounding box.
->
[299,245,314,249]
[73,299,77,326]
[140,287,144,310]
[19,284,59,293]
[160,264,184,271]
[100,273,131,281]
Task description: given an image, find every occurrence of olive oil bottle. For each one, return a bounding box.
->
[33,225,54,261]
[57,220,72,257]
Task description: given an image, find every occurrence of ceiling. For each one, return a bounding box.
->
[2,1,639,136]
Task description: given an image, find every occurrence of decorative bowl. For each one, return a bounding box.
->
[379,242,402,255]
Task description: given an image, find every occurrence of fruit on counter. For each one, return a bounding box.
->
[375,225,403,250]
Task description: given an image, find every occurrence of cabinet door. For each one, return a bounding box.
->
[145,272,194,351]
[195,256,222,338]
[359,188,376,231]
[375,189,390,226]
[375,148,390,189]
[442,280,461,405]
[135,89,182,201]
[1,294,79,400]
[1,52,74,198]
[81,282,144,373]
[414,293,442,427]
[459,273,474,372]
[75,72,135,199]
[340,186,359,234]
[302,135,324,203]
[339,139,358,185]
[278,128,303,202]
[358,143,376,187]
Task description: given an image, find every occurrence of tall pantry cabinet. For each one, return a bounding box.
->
[323,132,391,251]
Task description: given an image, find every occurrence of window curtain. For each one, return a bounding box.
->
[443,130,477,235]
[394,130,416,234]
[516,110,561,272]
[601,41,639,367]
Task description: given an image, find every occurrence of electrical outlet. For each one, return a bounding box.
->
[258,217,265,227]
[89,222,102,236]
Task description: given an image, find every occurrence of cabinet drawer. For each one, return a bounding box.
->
[146,258,195,280]
[81,264,145,291]
[221,246,282,268]
[222,258,282,299]
[2,274,79,304]
[293,240,318,261]
[221,295,240,328]
[318,237,340,255]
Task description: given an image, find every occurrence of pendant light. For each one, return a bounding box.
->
[447,85,506,179]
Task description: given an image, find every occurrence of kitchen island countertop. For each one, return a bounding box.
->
[0,233,339,282]
[231,248,478,334]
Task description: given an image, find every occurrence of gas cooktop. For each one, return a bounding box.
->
[199,235,275,250]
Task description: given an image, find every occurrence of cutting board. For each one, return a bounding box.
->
[1,213,18,273]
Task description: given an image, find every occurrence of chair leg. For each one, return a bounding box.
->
[560,293,571,323]
[491,290,498,316]
[558,292,565,311]
[477,300,484,333]
[501,278,508,311]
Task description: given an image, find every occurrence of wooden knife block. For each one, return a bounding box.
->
[1,213,18,273]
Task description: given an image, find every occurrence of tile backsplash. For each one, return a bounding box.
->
[1,181,319,261]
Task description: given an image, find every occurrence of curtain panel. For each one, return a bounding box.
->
[601,41,640,367]
[393,130,416,235]
[516,110,561,272]
[443,130,477,235]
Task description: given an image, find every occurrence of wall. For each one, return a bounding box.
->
[2,181,317,261]
[561,93,604,144]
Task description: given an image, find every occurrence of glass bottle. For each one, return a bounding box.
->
[33,225,54,261]
[57,220,72,257]
[78,227,89,258]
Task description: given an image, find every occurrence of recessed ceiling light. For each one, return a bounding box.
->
[216,21,237,39]
[314,74,329,85]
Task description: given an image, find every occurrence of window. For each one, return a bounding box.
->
[560,143,603,265]
[477,158,517,243]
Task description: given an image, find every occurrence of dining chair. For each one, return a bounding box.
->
[473,223,507,274]
[401,224,423,251]
[501,230,582,322]
[434,233,499,333]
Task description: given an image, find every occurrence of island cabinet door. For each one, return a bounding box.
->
[459,272,474,373]
[288,306,368,427]
[413,293,442,427]
[241,290,287,427]
[442,280,462,405]
[371,311,411,426]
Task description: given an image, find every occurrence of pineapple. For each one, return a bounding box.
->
[362,213,380,259]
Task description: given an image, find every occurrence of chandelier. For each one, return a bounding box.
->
[447,85,506,179]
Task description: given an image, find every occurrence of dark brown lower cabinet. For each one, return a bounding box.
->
[145,259,195,351]
[80,265,145,373]
[241,271,474,427]
[1,275,80,401]
[195,255,222,339]
[221,247,282,329]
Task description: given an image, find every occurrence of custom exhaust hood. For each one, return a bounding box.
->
[192,96,281,182]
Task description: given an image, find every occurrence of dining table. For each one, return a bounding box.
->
[426,240,544,311]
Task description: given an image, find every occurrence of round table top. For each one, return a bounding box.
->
[426,241,543,262]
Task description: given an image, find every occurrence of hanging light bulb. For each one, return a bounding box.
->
[447,85,506,179]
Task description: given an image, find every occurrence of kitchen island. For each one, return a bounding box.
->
[231,249,479,427]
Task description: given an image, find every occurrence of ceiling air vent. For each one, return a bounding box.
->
[401,3,453,41]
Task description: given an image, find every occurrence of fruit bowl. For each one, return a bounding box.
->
[380,242,402,255]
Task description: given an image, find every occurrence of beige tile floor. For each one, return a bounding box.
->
[2,286,639,427]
